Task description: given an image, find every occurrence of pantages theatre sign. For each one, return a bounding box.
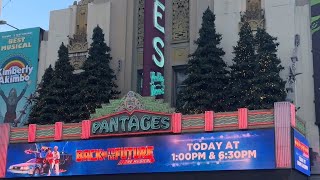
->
[142,0,166,98]
[91,110,172,137]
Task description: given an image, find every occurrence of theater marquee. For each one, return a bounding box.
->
[5,129,276,178]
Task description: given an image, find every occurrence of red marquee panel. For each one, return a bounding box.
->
[0,124,10,178]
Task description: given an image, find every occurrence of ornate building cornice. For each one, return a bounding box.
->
[240,0,265,32]
[67,0,91,70]
[68,33,88,54]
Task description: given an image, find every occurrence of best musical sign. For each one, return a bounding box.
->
[0,28,41,127]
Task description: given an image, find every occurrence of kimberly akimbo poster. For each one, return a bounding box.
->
[0,27,41,127]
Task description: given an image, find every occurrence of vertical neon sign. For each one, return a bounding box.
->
[142,0,165,97]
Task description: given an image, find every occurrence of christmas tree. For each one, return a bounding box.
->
[177,8,229,114]
[76,26,120,120]
[29,43,75,124]
[52,43,76,123]
[28,65,54,124]
[252,28,286,109]
[227,22,257,111]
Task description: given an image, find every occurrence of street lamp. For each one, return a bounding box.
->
[0,20,19,30]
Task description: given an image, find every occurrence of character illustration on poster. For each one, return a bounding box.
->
[0,81,30,126]
[0,55,38,126]
[7,143,72,177]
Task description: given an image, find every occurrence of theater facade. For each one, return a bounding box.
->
[0,92,310,180]
[38,0,318,157]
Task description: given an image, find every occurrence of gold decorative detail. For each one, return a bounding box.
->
[172,0,189,42]
[247,0,261,12]
[69,55,87,70]
[68,33,88,53]
[240,0,265,32]
[76,1,89,34]
[78,0,93,6]
[137,0,145,47]
[68,0,91,70]
[115,91,145,112]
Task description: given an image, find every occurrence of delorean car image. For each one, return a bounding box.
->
[7,145,72,177]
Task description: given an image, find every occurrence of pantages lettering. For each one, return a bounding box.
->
[150,0,165,96]
[91,112,171,135]
[0,65,33,84]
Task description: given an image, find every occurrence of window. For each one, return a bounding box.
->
[137,70,143,95]
[173,66,188,107]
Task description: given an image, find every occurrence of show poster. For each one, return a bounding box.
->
[0,28,41,127]
[5,129,275,178]
[293,129,310,176]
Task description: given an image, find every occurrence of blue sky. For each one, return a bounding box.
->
[0,0,76,32]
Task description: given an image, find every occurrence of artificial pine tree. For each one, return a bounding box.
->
[252,28,286,109]
[30,43,75,124]
[51,43,76,123]
[28,65,54,124]
[176,8,229,114]
[75,26,120,120]
[227,22,257,111]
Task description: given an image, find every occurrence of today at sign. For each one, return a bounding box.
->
[187,141,240,151]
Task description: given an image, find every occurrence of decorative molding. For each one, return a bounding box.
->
[240,0,265,32]
[68,33,88,70]
[67,0,90,70]
[137,0,145,47]
[77,0,94,6]
[172,0,189,42]
[9,108,286,143]
[69,54,87,70]
[116,91,145,112]
[68,33,88,52]
[91,91,175,119]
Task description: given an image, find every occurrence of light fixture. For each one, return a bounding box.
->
[0,20,19,30]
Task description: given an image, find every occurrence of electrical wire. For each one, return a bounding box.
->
[2,0,12,9]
